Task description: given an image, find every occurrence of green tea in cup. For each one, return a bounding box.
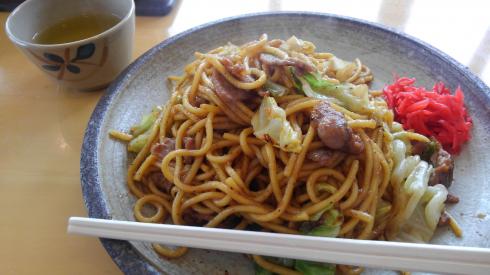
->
[32,13,120,44]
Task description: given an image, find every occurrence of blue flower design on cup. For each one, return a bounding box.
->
[34,43,97,80]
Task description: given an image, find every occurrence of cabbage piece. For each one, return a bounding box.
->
[127,107,161,153]
[332,60,358,82]
[390,139,448,243]
[295,71,373,114]
[328,56,361,83]
[402,160,431,222]
[396,184,448,243]
[391,140,421,187]
[424,184,448,230]
[281,35,316,54]
[283,35,303,51]
[329,56,351,71]
[306,209,342,238]
[392,159,434,243]
[251,96,302,153]
[297,75,343,106]
[294,260,335,275]
[295,209,340,274]
[289,67,304,92]
[264,80,287,97]
[254,210,340,275]
[131,107,160,137]
[128,130,150,153]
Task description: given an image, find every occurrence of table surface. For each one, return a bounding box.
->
[1,0,489,274]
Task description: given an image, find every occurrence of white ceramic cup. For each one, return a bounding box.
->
[5,0,135,91]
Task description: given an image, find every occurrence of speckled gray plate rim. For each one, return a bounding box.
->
[80,11,490,275]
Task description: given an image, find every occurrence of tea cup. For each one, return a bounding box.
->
[5,0,135,91]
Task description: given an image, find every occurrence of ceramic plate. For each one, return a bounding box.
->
[81,12,490,274]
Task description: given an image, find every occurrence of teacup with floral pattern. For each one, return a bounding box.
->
[6,0,134,91]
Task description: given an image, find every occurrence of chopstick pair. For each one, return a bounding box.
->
[67,217,490,274]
